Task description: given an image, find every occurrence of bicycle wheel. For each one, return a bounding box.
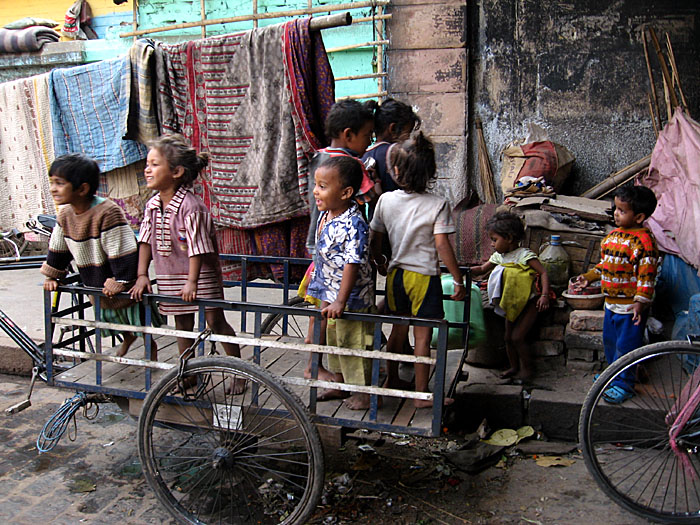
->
[579,341,700,523]
[260,296,313,338]
[138,356,324,525]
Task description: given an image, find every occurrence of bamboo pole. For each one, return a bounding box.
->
[132,0,138,42]
[341,91,388,100]
[665,33,689,114]
[642,29,661,131]
[354,14,392,23]
[646,26,679,110]
[375,5,385,100]
[647,92,658,138]
[336,72,387,81]
[580,155,652,199]
[252,0,258,28]
[308,12,352,31]
[200,0,206,38]
[119,0,390,38]
[327,39,389,53]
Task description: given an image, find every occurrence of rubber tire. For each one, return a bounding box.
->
[260,296,312,338]
[579,341,700,523]
[138,356,324,525]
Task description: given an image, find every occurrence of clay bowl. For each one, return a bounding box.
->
[561,292,604,310]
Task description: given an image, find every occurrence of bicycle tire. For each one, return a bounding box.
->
[260,296,312,338]
[579,340,700,523]
[138,356,324,525]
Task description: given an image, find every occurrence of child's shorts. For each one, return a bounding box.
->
[386,268,444,319]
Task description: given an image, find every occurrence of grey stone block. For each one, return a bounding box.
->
[455,383,524,429]
[567,347,597,362]
[528,389,581,441]
[569,310,605,332]
[539,325,565,341]
[532,340,564,356]
[564,325,604,351]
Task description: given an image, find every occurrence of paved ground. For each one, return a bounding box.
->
[0,372,649,525]
[0,267,651,523]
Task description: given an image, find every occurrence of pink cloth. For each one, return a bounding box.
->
[641,109,700,273]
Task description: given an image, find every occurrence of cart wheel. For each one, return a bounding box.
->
[579,341,700,523]
[260,296,313,338]
[138,356,324,525]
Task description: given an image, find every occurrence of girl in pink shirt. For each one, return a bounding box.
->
[130,135,243,392]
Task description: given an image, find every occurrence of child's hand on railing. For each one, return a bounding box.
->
[102,277,126,297]
[43,278,59,292]
[322,300,346,319]
[129,275,152,301]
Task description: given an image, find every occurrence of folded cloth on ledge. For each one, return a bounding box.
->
[0,27,60,53]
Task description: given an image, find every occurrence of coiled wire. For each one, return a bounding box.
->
[36,392,100,453]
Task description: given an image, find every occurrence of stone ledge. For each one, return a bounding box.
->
[455,383,524,429]
[569,309,605,332]
[528,388,581,441]
[564,325,604,351]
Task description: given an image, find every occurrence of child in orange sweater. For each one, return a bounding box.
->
[575,185,659,404]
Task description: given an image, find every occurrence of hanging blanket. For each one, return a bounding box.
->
[125,39,160,144]
[0,27,60,54]
[0,73,56,230]
[154,19,334,229]
[49,56,147,173]
[641,108,700,274]
[283,17,335,159]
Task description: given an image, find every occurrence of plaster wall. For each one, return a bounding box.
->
[469,0,700,198]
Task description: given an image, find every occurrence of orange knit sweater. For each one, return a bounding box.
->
[582,227,659,305]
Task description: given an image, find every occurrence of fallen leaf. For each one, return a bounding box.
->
[535,456,575,467]
[515,426,535,443]
[69,477,97,493]
[483,428,519,446]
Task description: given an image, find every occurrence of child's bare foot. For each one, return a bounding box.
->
[499,367,518,379]
[304,365,337,382]
[115,333,137,357]
[414,396,454,408]
[344,393,380,410]
[317,388,350,401]
[225,377,246,395]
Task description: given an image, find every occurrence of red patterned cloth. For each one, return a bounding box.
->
[154,20,332,230]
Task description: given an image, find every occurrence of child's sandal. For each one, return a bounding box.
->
[602,385,635,404]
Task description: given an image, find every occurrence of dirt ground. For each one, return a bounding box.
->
[0,373,650,525]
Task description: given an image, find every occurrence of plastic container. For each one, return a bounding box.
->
[539,234,570,289]
[430,275,486,350]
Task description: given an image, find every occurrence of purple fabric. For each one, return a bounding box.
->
[283,17,335,151]
[641,109,700,272]
[0,27,60,53]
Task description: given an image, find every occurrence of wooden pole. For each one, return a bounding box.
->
[647,92,659,138]
[665,33,689,114]
[375,5,385,100]
[119,0,389,38]
[646,26,679,109]
[308,12,352,31]
[642,29,662,131]
[327,39,389,53]
[200,0,206,39]
[580,155,652,199]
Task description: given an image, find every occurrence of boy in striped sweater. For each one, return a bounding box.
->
[41,154,153,358]
[575,185,659,404]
